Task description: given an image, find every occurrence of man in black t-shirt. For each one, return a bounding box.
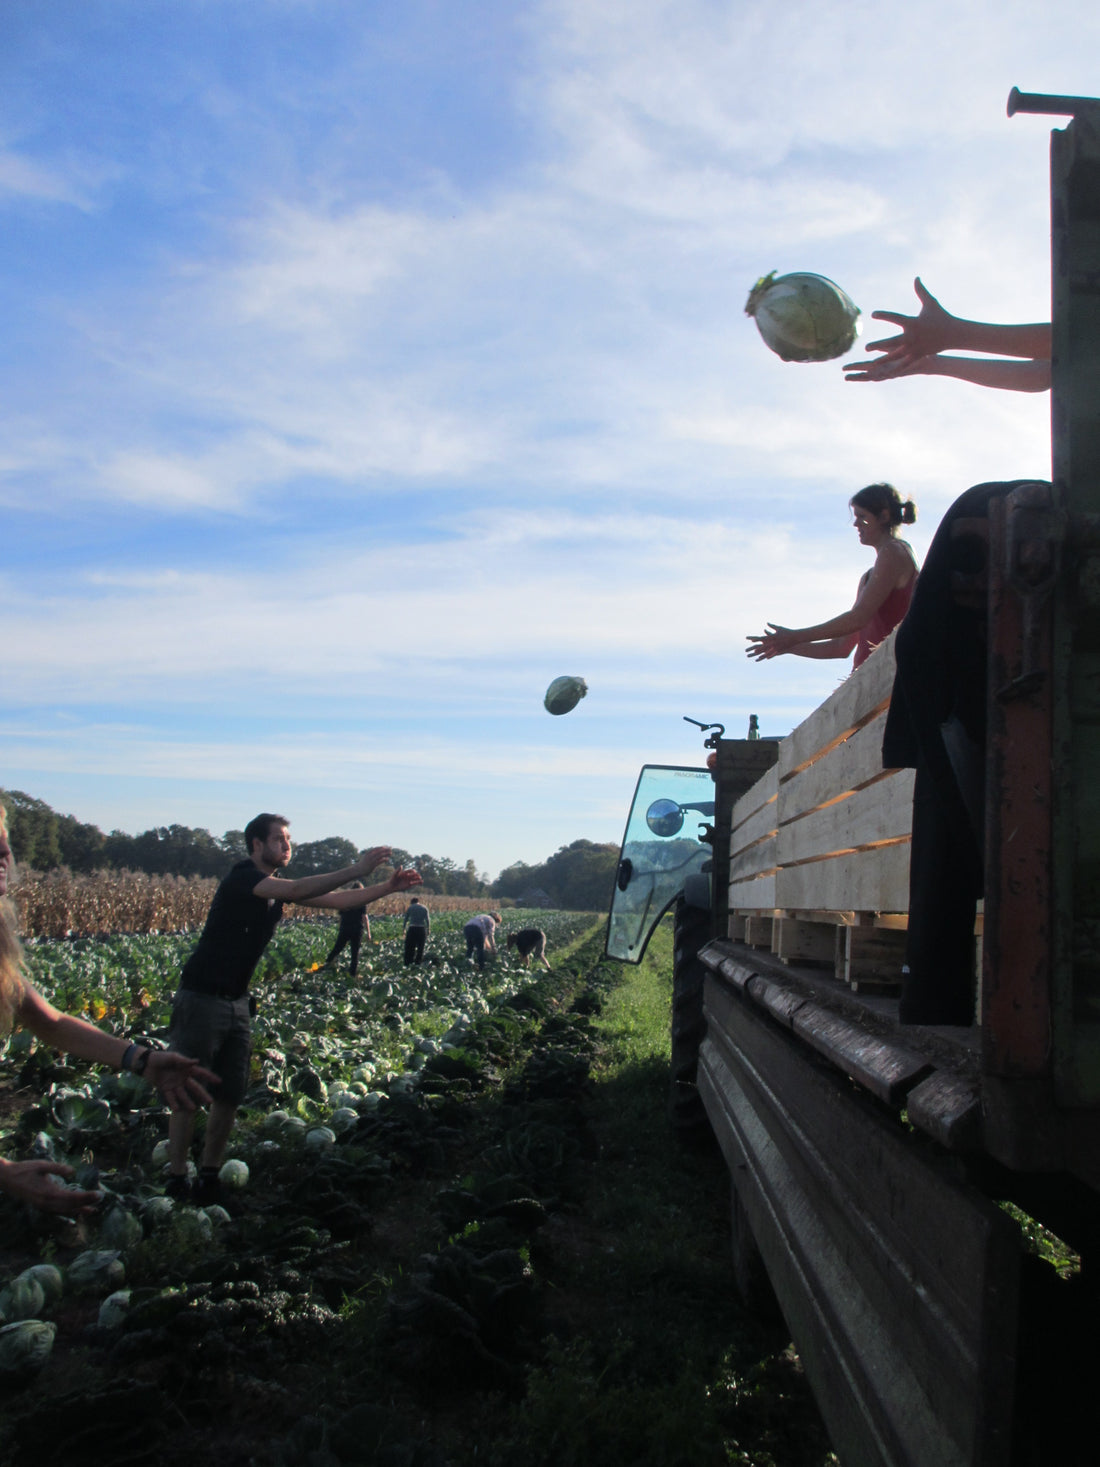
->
[166,812,421,1203]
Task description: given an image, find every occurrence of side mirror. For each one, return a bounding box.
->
[646,798,685,838]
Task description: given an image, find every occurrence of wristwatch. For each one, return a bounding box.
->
[122,1042,152,1076]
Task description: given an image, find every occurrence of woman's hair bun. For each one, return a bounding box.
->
[850,482,916,527]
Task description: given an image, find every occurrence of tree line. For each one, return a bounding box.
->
[0,789,620,912]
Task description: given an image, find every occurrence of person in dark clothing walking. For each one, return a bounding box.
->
[402,896,430,964]
[322,884,370,976]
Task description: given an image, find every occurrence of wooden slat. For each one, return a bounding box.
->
[777,771,915,867]
[744,915,777,948]
[873,912,909,930]
[906,1072,982,1152]
[785,909,858,925]
[730,763,778,831]
[841,926,908,986]
[779,632,899,780]
[790,1002,932,1103]
[773,918,836,967]
[746,973,808,1027]
[729,795,779,858]
[780,709,892,821]
[730,833,777,882]
[776,842,911,913]
[728,873,777,909]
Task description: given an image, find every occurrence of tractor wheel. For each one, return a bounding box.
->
[670,896,711,1140]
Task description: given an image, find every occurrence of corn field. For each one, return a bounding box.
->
[12,867,509,939]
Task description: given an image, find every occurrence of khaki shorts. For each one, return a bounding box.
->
[168,989,252,1107]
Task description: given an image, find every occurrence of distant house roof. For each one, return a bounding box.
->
[518,887,554,908]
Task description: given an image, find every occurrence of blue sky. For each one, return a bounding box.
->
[1,0,1091,877]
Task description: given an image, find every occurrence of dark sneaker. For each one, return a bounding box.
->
[165,1173,191,1202]
[192,1171,222,1207]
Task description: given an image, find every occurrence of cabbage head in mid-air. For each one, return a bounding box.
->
[544,676,588,716]
[744,271,861,362]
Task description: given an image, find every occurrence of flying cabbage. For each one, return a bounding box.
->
[544,677,588,716]
[744,271,861,363]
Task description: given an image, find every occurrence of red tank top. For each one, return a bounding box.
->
[854,575,916,668]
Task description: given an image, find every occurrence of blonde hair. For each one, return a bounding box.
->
[0,803,25,1038]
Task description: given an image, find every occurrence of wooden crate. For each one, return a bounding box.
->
[728,636,909,986]
[726,638,990,991]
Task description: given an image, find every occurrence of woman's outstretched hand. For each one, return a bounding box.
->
[746,625,799,660]
[843,278,953,381]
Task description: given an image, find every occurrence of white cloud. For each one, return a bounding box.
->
[99,451,230,510]
[0,147,91,207]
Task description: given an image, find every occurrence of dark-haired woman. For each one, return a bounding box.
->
[746,484,918,668]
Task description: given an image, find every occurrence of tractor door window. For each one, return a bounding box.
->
[606,765,713,962]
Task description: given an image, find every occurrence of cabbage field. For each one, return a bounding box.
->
[0,911,834,1467]
[0,912,607,1456]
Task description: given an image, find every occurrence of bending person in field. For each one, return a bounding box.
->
[0,802,217,1216]
[842,279,1051,393]
[166,813,422,1206]
[506,927,551,971]
[746,484,919,669]
[463,911,501,970]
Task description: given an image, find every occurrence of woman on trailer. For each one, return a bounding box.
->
[746,483,918,669]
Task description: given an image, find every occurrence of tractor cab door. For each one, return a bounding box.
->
[606,765,714,962]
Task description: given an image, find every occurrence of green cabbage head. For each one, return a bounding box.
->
[544,676,588,716]
[744,271,861,363]
[218,1159,250,1189]
[0,1320,56,1375]
[0,1276,45,1323]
